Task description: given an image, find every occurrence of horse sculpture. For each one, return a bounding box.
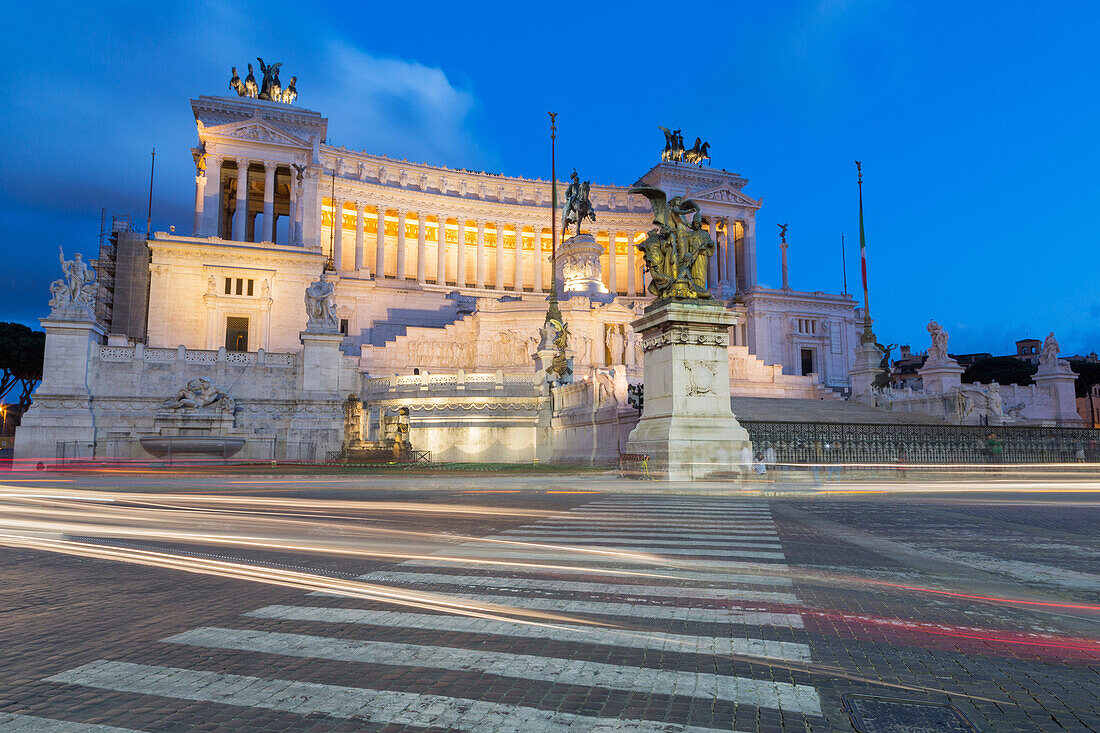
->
[244,63,259,98]
[684,138,711,165]
[230,67,246,96]
[281,76,298,104]
[561,170,596,236]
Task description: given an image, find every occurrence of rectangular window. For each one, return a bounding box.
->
[247,279,254,296]
[225,316,249,352]
[235,278,243,295]
[224,277,232,295]
[339,318,349,336]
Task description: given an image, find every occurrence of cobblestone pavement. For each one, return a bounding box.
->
[0,475,1096,731]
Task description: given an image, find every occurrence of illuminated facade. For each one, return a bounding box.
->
[15,89,872,462]
[130,93,861,391]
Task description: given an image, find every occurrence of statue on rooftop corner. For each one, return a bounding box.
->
[659,127,685,162]
[304,269,339,331]
[256,58,282,101]
[561,170,595,236]
[49,247,97,312]
[926,320,950,362]
[1039,332,1065,369]
[629,187,714,300]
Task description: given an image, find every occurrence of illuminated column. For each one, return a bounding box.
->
[456,220,467,287]
[513,224,524,290]
[495,220,505,290]
[726,218,737,290]
[707,218,718,292]
[287,173,297,244]
[193,173,205,235]
[475,220,486,289]
[395,209,407,280]
[533,231,543,292]
[232,159,248,241]
[607,231,617,295]
[436,215,447,284]
[744,217,757,290]
[201,156,221,236]
[354,202,366,274]
[627,230,637,295]
[331,198,344,271]
[416,212,427,284]
[375,206,386,278]
[261,163,275,242]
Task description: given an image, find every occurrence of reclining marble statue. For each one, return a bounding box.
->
[162,378,234,413]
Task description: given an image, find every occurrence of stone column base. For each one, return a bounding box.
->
[624,300,751,480]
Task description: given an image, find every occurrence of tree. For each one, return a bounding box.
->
[0,322,46,422]
[962,356,1037,386]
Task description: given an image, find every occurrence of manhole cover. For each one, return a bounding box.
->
[842,694,978,732]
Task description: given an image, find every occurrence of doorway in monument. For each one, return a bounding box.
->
[225,316,249,352]
[801,348,815,376]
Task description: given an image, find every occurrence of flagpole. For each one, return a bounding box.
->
[856,161,874,341]
[840,232,848,295]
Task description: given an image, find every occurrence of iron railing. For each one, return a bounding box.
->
[740,421,1100,464]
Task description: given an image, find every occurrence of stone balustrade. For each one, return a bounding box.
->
[99,344,295,367]
[363,370,533,395]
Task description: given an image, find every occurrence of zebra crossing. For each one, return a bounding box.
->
[36,496,825,731]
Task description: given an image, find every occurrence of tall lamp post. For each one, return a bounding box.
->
[546,112,562,324]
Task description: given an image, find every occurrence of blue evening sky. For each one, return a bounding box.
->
[2,0,1098,355]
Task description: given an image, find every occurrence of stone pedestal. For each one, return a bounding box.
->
[919,358,965,395]
[849,340,882,404]
[624,301,751,480]
[14,312,103,461]
[1034,364,1082,425]
[288,329,347,455]
[556,234,613,302]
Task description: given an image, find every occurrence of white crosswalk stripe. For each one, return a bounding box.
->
[41,497,821,729]
[449,545,789,560]
[347,569,800,603]
[505,527,780,537]
[496,535,784,549]
[245,604,812,662]
[164,626,820,712]
[0,714,146,733]
[394,559,795,585]
[417,550,789,569]
[528,521,779,529]
[48,661,739,733]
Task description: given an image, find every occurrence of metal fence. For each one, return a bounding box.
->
[741,421,1100,464]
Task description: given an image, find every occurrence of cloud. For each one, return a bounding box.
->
[314,42,485,168]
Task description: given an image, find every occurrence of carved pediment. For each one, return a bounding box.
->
[692,185,761,208]
[204,118,309,148]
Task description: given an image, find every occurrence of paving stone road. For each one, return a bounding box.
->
[0,477,1096,731]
